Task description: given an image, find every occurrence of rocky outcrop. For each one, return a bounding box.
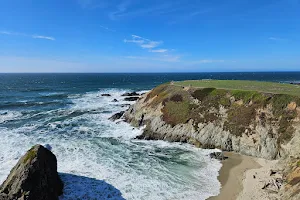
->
[101,94,111,97]
[124,83,300,160]
[121,92,140,96]
[109,111,125,121]
[124,97,139,101]
[209,152,228,160]
[0,145,63,200]
[279,158,300,199]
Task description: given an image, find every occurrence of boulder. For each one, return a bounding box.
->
[209,152,228,160]
[120,104,131,107]
[0,145,64,200]
[121,92,140,96]
[112,99,118,102]
[109,111,125,121]
[101,94,111,97]
[124,97,139,101]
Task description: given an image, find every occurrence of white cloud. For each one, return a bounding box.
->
[77,0,108,9]
[132,34,144,39]
[189,60,226,64]
[32,35,55,41]
[124,39,144,44]
[268,37,286,41]
[0,31,12,35]
[149,49,168,53]
[109,0,132,20]
[0,31,24,36]
[124,54,180,63]
[0,30,55,41]
[99,25,115,32]
[159,55,180,62]
[140,41,161,49]
[108,1,186,21]
[123,56,147,60]
[124,34,163,50]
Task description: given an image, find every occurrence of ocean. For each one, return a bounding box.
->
[0,72,300,200]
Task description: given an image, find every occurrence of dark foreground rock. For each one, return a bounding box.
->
[0,145,64,200]
[121,92,140,96]
[209,152,228,160]
[124,97,139,101]
[109,111,125,121]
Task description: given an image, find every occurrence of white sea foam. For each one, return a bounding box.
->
[0,111,23,123]
[0,89,222,200]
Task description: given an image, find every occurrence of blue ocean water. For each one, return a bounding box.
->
[0,72,300,200]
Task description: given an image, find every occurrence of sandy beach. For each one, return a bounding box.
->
[208,151,282,200]
[208,152,262,200]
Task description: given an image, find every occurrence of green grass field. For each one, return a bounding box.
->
[174,80,300,97]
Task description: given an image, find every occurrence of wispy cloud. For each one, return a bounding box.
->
[140,41,161,49]
[150,49,168,53]
[108,1,194,21]
[268,37,287,41]
[124,54,180,63]
[32,35,55,41]
[106,0,210,25]
[0,31,24,36]
[189,59,226,65]
[124,34,162,50]
[77,0,108,9]
[124,34,180,62]
[0,31,12,35]
[109,0,132,20]
[0,30,55,41]
[169,9,210,25]
[99,25,116,32]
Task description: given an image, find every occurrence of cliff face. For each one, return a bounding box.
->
[124,83,300,160]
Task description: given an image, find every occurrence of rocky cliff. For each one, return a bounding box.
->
[124,82,300,199]
[124,83,300,160]
[0,145,64,200]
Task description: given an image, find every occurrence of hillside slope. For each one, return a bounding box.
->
[124,80,300,199]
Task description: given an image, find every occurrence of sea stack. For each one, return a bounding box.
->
[0,145,63,200]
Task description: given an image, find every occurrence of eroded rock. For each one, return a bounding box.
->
[0,145,63,200]
[209,152,228,160]
[121,92,140,96]
[124,97,139,101]
[109,111,125,121]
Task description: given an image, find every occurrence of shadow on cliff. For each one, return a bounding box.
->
[58,173,126,200]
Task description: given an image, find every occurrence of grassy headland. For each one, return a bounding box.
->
[144,80,300,146]
[175,80,300,97]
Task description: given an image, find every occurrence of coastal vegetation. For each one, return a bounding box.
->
[143,80,300,146]
[175,80,300,97]
[123,79,300,200]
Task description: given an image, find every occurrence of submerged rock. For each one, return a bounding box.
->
[101,94,111,97]
[0,145,64,200]
[124,97,139,101]
[121,92,140,96]
[120,104,131,107]
[209,152,228,160]
[109,111,125,121]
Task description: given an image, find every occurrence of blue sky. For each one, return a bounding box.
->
[0,0,300,72]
